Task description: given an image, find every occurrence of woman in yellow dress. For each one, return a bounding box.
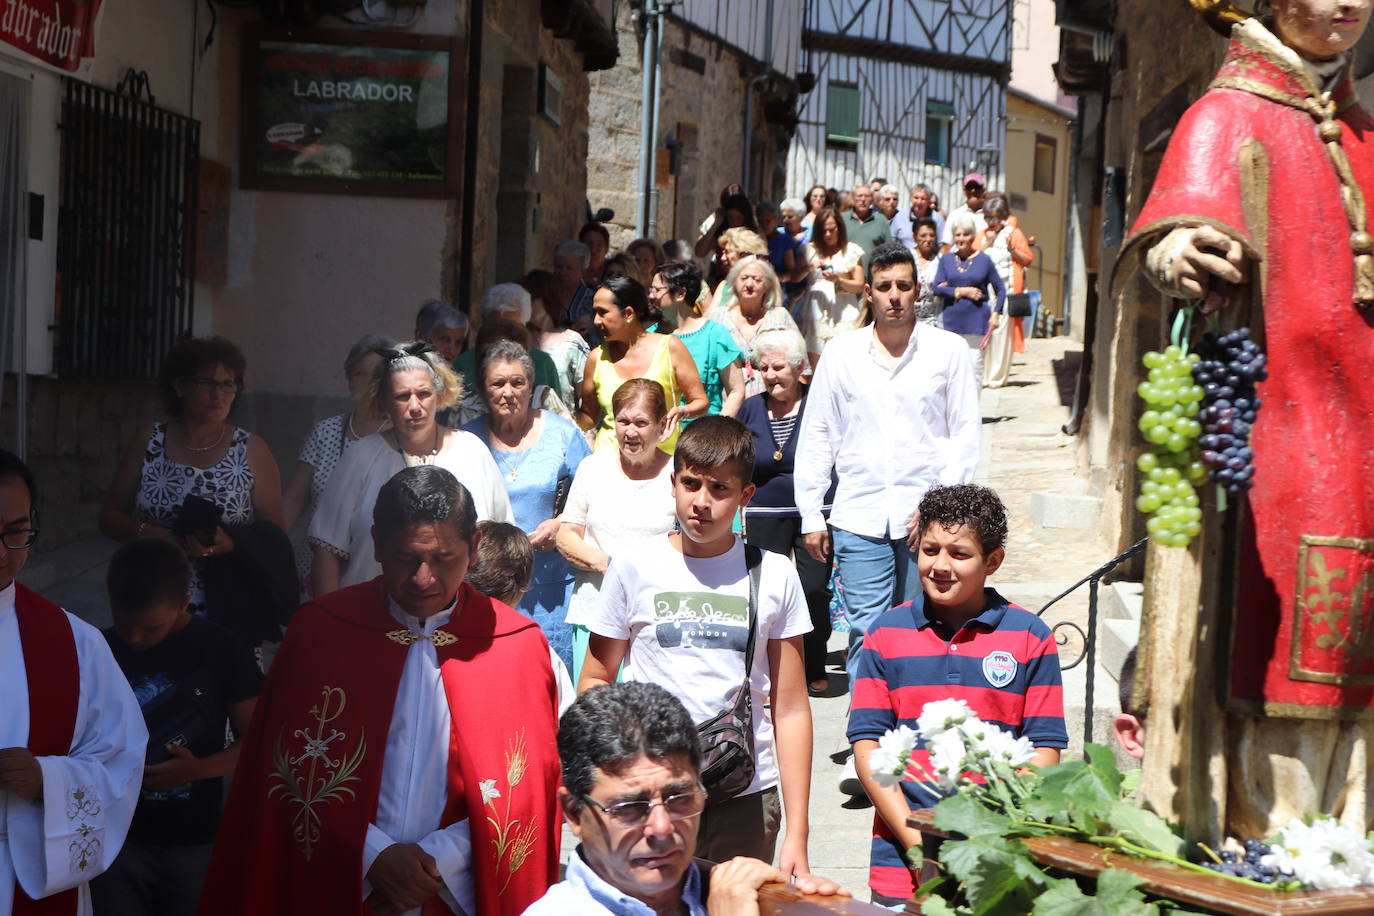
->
[575,277,709,453]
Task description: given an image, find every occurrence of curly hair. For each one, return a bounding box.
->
[915,484,1008,556]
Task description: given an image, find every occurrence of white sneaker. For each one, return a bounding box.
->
[837,756,863,796]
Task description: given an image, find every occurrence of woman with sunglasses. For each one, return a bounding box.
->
[101,336,284,618]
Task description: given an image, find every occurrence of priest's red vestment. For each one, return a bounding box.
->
[198,579,560,915]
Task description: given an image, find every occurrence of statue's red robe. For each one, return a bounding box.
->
[198,579,560,916]
[1124,35,1374,718]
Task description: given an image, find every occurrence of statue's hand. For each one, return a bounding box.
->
[1146,225,1247,311]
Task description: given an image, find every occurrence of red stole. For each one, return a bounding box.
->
[1126,40,1374,716]
[12,584,80,916]
[199,579,560,916]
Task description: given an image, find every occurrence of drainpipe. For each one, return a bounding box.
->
[460,0,483,309]
[635,0,662,237]
[741,0,775,195]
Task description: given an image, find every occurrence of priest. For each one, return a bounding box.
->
[0,449,146,916]
[199,465,562,916]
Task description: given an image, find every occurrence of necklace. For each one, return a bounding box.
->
[182,423,227,452]
[396,425,442,466]
[347,411,360,439]
[766,397,799,462]
[955,253,975,274]
[486,416,536,482]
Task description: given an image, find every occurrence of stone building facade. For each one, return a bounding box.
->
[0,0,614,551]
[586,1,801,250]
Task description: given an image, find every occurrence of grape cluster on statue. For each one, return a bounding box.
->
[1116,0,1374,839]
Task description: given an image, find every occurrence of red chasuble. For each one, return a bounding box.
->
[13,584,80,916]
[1123,34,1374,717]
[198,579,560,916]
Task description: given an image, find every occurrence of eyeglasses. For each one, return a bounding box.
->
[188,377,243,396]
[1,528,40,550]
[581,788,707,828]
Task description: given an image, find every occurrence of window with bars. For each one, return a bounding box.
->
[925,100,954,167]
[55,75,200,379]
[825,81,860,146]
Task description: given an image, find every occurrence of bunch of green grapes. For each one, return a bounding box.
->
[1135,345,1207,547]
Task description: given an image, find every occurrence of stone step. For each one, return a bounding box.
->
[1102,580,1143,621]
[1030,490,1103,530]
[1099,618,1140,694]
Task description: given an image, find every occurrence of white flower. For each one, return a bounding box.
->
[868,725,918,788]
[480,778,502,805]
[925,729,969,790]
[1263,817,1374,890]
[978,729,1036,768]
[916,699,975,741]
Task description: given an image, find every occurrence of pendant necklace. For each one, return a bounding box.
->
[488,417,533,482]
[767,400,796,462]
[955,253,974,274]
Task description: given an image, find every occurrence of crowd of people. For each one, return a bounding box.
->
[0,172,1061,916]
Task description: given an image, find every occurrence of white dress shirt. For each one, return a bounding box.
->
[362,595,572,916]
[794,322,981,538]
[0,582,146,916]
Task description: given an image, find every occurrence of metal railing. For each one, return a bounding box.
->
[1036,537,1149,748]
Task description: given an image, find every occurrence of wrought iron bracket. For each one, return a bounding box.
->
[115,68,155,106]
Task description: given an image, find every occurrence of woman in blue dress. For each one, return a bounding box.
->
[462,340,591,667]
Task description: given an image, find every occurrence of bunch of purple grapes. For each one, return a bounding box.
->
[1192,328,1268,496]
[1201,839,1280,884]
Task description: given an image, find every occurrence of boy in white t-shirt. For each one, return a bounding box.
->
[578,416,814,877]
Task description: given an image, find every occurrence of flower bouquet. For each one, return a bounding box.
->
[873,699,1374,914]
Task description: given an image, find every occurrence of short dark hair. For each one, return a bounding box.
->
[464,520,533,606]
[578,221,610,248]
[108,538,192,615]
[558,682,701,814]
[915,484,1008,556]
[0,449,37,507]
[373,466,478,545]
[913,217,938,236]
[866,240,917,285]
[656,260,702,307]
[673,415,754,488]
[161,337,247,417]
[1119,647,1146,720]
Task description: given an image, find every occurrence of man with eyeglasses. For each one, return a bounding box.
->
[525,682,847,915]
[0,449,148,915]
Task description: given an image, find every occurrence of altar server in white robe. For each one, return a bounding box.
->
[0,450,146,916]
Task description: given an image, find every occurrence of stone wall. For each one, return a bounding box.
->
[587,4,794,251]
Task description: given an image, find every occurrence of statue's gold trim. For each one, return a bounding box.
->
[1189,0,1248,38]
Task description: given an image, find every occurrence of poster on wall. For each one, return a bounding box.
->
[241,27,464,198]
[0,0,102,71]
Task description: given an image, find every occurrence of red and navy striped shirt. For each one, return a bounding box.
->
[846,589,1068,898]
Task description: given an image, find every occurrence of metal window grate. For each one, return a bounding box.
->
[55,73,200,379]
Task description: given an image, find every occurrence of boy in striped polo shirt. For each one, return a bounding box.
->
[846,484,1068,906]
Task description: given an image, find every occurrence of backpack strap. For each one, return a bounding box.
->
[742,544,763,675]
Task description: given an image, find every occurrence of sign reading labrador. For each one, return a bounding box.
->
[241,26,464,198]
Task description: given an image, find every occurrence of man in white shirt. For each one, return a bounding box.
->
[794,241,981,683]
[0,449,146,916]
[939,172,989,252]
[202,466,566,916]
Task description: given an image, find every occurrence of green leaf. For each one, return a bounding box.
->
[1031,869,1156,915]
[1085,744,1125,796]
[1108,800,1183,856]
[1120,768,1142,797]
[934,792,1014,838]
[941,835,1045,915]
[920,897,972,916]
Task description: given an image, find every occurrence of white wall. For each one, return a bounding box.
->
[1011,0,1063,107]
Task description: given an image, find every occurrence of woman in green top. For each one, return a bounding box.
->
[650,260,746,418]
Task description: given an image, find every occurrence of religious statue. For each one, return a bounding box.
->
[1117,0,1374,840]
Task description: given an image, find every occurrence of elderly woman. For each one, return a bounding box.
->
[281,333,393,595]
[101,337,286,633]
[799,206,867,359]
[913,216,943,326]
[460,340,591,667]
[557,378,677,681]
[737,328,834,692]
[703,227,771,314]
[977,195,1034,388]
[934,211,1006,384]
[576,277,708,454]
[309,341,512,593]
[706,256,805,396]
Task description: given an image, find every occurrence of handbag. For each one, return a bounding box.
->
[1006,293,1032,318]
[696,545,764,802]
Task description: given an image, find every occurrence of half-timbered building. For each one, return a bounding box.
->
[787,0,1012,207]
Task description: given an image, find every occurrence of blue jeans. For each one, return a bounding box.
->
[832,528,923,680]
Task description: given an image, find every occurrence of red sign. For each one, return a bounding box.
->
[0,0,101,72]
